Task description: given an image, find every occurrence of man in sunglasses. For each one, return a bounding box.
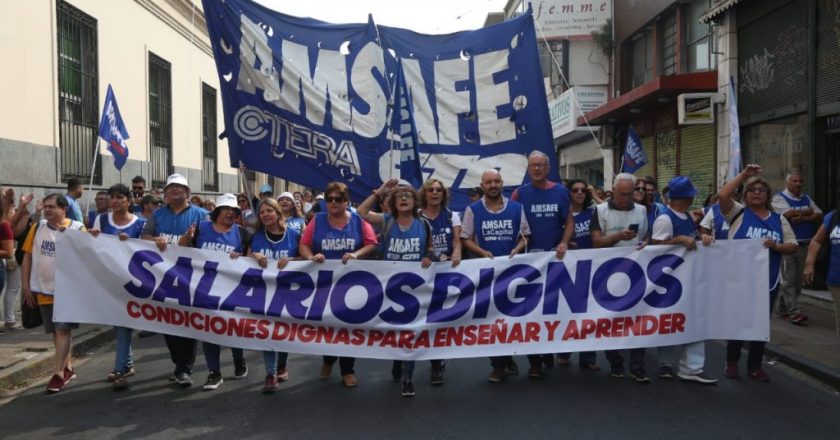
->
[131,175,146,215]
[511,151,575,378]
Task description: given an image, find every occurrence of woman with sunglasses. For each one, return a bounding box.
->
[358,178,434,397]
[237,193,257,233]
[556,179,600,370]
[178,194,250,390]
[247,198,301,394]
[277,192,306,235]
[713,164,798,381]
[299,182,378,388]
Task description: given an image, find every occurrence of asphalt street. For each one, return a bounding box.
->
[1,334,839,439]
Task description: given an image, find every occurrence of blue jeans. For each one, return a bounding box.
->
[113,326,134,373]
[262,351,289,376]
[203,342,244,373]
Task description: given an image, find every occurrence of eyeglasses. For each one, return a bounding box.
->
[616,191,634,198]
[396,191,413,200]
[326,196,345,203]
[571,188,587,194]
[746,186,768,194]
[529,163,548,169]
[237,199,247,204]
[634,187,646,192]
[426,187,443,193]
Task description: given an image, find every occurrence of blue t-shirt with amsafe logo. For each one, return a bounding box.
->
[143,204,208,244]
[824,211,840,286]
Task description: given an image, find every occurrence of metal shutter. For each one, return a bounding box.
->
[737,0,808,118]
[816,0,840,115]
[655,130,677,190]
[679,125,716,208]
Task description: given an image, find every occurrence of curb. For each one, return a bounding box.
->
[0,326,115,393]
[765,342,840,392]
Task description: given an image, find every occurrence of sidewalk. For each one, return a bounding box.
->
[1,292,838,394]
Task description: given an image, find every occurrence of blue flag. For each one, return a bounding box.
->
[201,0,557,209]
[622,126,647,174]
[98,84,130,170]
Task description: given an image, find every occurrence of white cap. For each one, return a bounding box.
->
[277,192,294,201]
[316,194,324,200]
[164,173,189,190]
[215,193,239,211]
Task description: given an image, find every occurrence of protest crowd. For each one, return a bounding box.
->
[1,156,838,399]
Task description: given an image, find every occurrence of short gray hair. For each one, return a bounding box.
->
[614,173,636,186]
[528,150,549,163]
[785,169,803,182]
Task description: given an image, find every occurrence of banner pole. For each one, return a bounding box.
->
[84,138,101,220]
[371,17,398,181]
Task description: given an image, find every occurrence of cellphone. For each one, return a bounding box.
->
[628,224,639,233]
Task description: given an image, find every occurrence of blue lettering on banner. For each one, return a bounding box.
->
[201,0,558,209]
[123,249,687,326]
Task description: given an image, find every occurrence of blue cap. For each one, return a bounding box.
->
[259,184,272,194]
[667,176,697,199]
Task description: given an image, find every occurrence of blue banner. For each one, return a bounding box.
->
[201,0,558,209]
[98,84,130,170]
[622,126,647,174]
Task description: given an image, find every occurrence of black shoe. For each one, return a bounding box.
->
[174,372,193,388]
[234,358,248,379]
[609,364,625,378]
[401,380,415,397]
[677,371,718,385]
[657,365,675,379]
[203,372,224,390]
[391,362,402,381]
[430,367,444,385]
[628,368,651,383]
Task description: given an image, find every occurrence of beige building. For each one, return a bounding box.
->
[0,0,302,202]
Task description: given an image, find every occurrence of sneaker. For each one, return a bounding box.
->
[556,357,571,367]
[504,360,519,376]
[724,363,739,379]
[430,367,444,385]
[112,373,129,391]
[657,365,675,379]
[175,372,193,387]
[628,368,650,383]
[487,367,506,383]
[320,363,332,379]
[46,374,66,394]
[391,362,402,381]
[789,313,808,325]
[527,366,542,379]
[609,364,625,378]
[203,372,224,390]
[108,366,135,382]
[401,380,415,397]
[748,368,770,382]
[277,367,289,382]
[342,373,357,388]
[580,363,601,371]
[63,368,77,384]
[678,371,719,384]
[234,358,248,379]
[262,374,279,394]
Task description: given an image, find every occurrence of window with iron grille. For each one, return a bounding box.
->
[631,31,654,88]
[660,14,677,76]
[57,0,100,184]
[149,53,172,188]
[686,0,713,72]
[202,83,218,192]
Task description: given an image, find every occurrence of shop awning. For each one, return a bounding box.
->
[580,71,717,125]
[699,0,744,24]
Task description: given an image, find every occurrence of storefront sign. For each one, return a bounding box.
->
[548,86,608,138]
[678,93,719,125]
[534,0,612,40]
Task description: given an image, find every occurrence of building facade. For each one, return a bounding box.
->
[0,0,303,202]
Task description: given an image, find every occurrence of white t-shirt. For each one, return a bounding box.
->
[651,210,689,241]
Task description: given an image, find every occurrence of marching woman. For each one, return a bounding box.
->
[417,178,462,384]
[714,164,798,381]
[277,192,306,235]
[804,198,840,340]
[699,194,731,240]
[88,184,146,390]
[248,198,301,394]
[358,178,434,397]
[556,179,599,370]
[178,194,250,390]
[298,182,378,388]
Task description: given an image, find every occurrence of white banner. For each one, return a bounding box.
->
[534,0,612,40]
[54,230,769,361]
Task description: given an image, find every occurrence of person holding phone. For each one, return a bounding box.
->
[590,173,650,382]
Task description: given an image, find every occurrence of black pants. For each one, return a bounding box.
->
[164,334,197,375]
[323,356,355,375]
[490,356,514,369]
[727,287,779,370]
[527,354,554,368]
[604,348,646,371]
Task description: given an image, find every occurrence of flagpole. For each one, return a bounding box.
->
[84,138,101,220]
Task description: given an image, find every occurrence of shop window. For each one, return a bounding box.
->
[686,0,712,72]
[742,114,810,192]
